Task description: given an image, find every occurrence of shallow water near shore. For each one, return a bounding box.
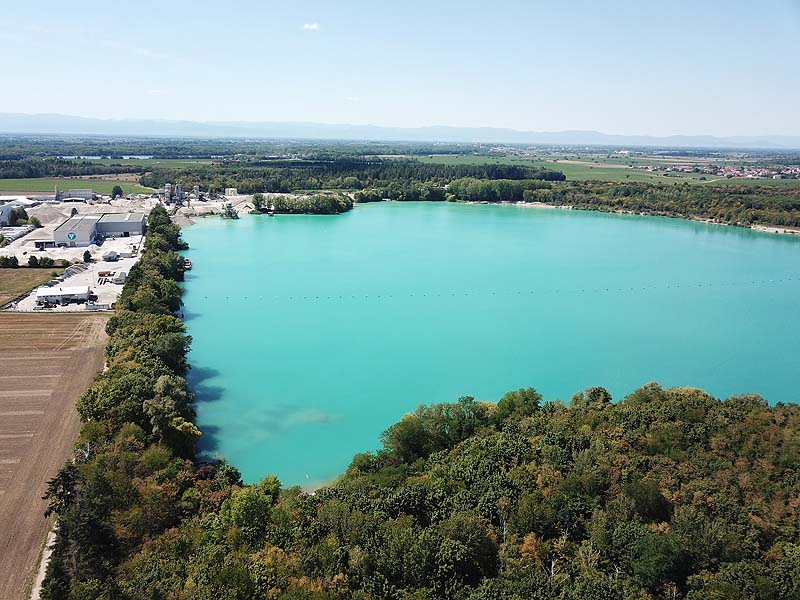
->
[183,202,800,486]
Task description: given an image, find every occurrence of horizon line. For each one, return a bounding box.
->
[1,112,798,141]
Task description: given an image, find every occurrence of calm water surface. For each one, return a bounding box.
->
[183,202,800,485]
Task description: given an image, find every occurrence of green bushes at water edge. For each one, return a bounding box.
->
[41,206,800,599]
[253,192,354,215]
[521,181,800,227]
[354,179,800,228]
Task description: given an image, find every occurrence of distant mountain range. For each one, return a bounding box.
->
[1,113,799,149]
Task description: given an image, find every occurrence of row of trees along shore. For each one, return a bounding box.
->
[252,192,353,215]
[7,151,796,227]
[143,154,798,227]
[352,180,800,228]
[41,206,800,598]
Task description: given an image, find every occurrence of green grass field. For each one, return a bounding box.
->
[0,178,153,195]
[416,155,800,187]
[0,268,57,305]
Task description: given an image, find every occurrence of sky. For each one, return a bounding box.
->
[1,0,799,136]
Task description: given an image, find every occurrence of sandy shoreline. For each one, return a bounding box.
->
[460,200,572,210]
[171,213,197,227]
[750,224,800,236]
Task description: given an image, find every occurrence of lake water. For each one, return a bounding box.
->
[183,202,800,486]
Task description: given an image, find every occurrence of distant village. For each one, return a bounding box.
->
[633,164,800,180]
[483,146,800,181]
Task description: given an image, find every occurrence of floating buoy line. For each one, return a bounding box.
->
[195,277,800,304]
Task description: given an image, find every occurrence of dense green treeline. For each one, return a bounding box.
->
[112,386,796,600]
[355,183,447,203]
[0,137,477,160]
[40,205,202,598]
[0,158,141,179]
[139,160,563,195]
[522,182,800,227]
[354,179,552,203]
[273,193,353,215]
[253,192,354,215]
[447,178,553,202]
[352,179,800,228]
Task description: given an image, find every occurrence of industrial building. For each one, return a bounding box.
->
[53,214,101,247]
[158,183,186,204]
[96,213,147,237]
[60,189,95,202]
[52,212,146,247]
[35,285,91,305]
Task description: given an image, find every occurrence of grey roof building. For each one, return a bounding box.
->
[96,212,146,237]
[53,212,146,247]
[53,214,102,247]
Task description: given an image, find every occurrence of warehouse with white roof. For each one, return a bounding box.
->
[35,285,92,305]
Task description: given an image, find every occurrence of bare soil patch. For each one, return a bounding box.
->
[0,313,108,600]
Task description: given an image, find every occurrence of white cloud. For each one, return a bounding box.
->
[302,22,320,31]
[147,89,164,96]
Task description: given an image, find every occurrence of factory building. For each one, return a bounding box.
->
[53,212,146,247]
[158,183,186,205]
[35,285,91,305]
[53,214,101,247]
[96,212,147,238]
[61,189,95,202]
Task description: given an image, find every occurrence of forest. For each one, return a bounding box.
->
[350,179,800,228]
[0,136,474,160]
[139,160,564,194]
[519,182,800,228]
[40,211,800,599]
[0,158,141,179]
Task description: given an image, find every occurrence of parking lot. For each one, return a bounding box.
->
[12,250,141,312]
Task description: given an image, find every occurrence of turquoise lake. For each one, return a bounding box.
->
[183,202,800,486]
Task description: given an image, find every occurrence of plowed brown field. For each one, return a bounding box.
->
[0,313,108,600]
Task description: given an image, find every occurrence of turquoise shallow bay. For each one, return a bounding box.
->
[183,202,800,486]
